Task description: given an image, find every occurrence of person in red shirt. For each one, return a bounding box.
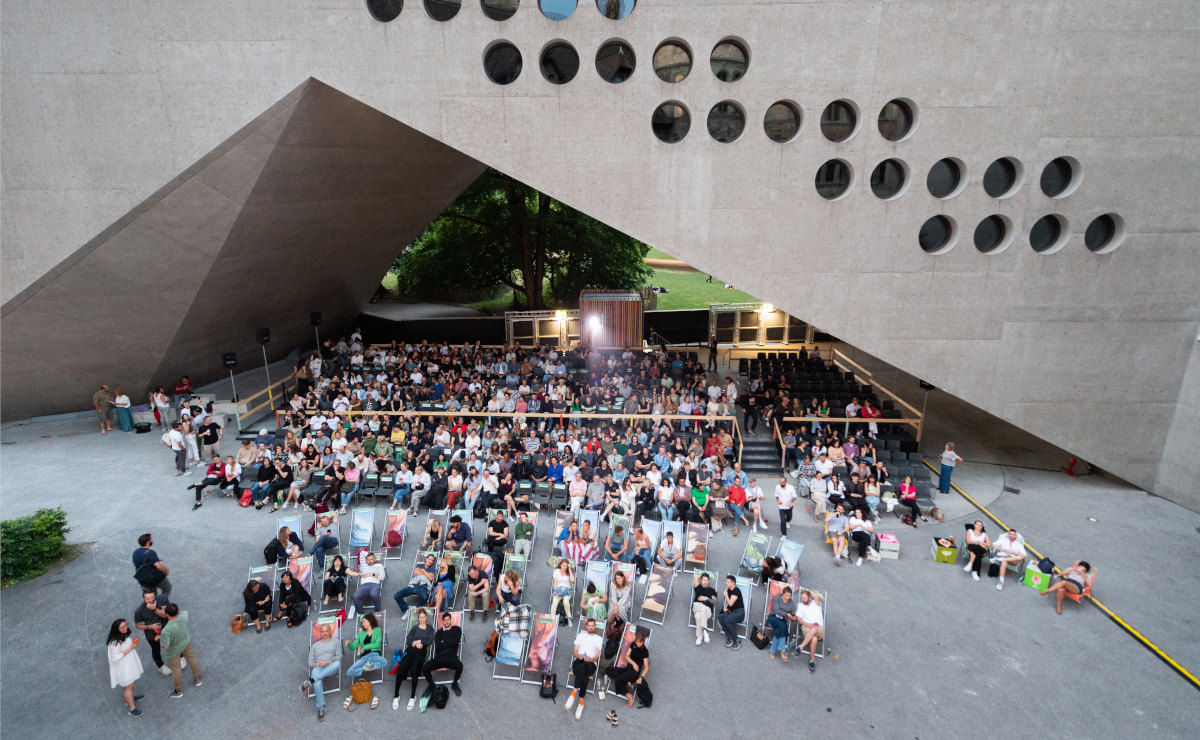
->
[726,482,750,536]
[861,400,882,438]
[173,376,194,399]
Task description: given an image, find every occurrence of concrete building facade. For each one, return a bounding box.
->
[2,1,1198,509]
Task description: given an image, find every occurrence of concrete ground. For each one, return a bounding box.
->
[1,414,1197,738]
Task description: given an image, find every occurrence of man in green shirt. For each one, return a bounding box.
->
[362,433,378,456]
[513,511,534,558]
[160,603,202,697]
[92,384,114,434]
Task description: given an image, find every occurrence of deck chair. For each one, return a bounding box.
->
[317,554,348,613]
[740,532,773,583]
[502,552,529,585]
[609,562,637,621]
[552,510,574,557]
[422,510,449,551]
[383,510,407,562]
[430,611,464,685]
[582,560,611,619]
[493,631,526,681]
[684,522,709,573]
[520,613,558,684]
[351,550,385,612]
[1062,562,1096,604]
[307,615,343,699]
[641,519,663,563]
[599,624,653,701]
[464,553,495,616]
[276,513,304,546]
[776,537,804,576]
[577,509,601,551]
[660,520,684,572]
[609,513,633,544]
[347,507,375,560]
[638,564,675,625]
[246,564,275,617]
[352,610,386,685]
[440,550,466,608]
[288,556,315,595]
[794,586,828,660]
[687,570,719,631]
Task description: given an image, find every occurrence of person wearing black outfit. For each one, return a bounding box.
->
[717,575,745,649]
[267,463,293,512]
[242,578,273,633]
[708,337,718,370]
[314,461,345,507]
[425,468,448,510]
[273,570,311,626]
[484,511,509,577]
[743,395,760,433]
[322,555,348,607]
[421,612,464,696]
[197,419,222,460]
[392,608,434,711]
[604,629,650,708]
[132,590,172,676]
[250,460,278,509]
[132,533,171,603]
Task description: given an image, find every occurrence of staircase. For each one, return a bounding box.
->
[740,429,784,481]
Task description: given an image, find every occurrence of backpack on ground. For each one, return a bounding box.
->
[539,672,558,699]
[429,684,450,709]
[263,541,276,565]
[230,614,245,634]
[987,561,1000,578]
[483,630,499,661]
[635,677,653,708]
[749,624,771,650]
[288,602,309,626]
[901,513,915,527]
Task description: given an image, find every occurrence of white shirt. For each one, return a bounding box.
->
[795,600,823,627]
[166,429,185,450]
[845,402,861,417]
[358,562,385,585]
[574,631,603,661]
[775,483,797,509]
[847,515,873,534]
[814,458,834,476]
[994,534,1027,558]
[808,477,829,496]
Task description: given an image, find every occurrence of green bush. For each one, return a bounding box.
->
[1,507,70,586]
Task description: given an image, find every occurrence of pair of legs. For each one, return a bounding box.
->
[393,584,429,613]
[353,582,382,612]
[830,534,847,561]
[392,651,427,702]
[633,549,650,574]
[422,654,463,688]
[307,662,339,709]
[657,503,673,521]
[247,606,270,631]
[390,486,411,510]
[850,531,872,559]
[513,538,531,558]
[310,536,337,570]
[432,581,453,612]
[174,448,187,475]
[900,497,924,521]
[692,603,713,641]
[567,658,596,701]
[717,607,744,645]
[339,483,361,509]
[810,491,828,523]
[322,577,345,605]
[167,642,201,693]
[1042,578,1083,614]
[964,544,987,574]
[345,651,387,677]
[550,593,572,626]
[797,624,823,663]
[778,507,793,536]
[189,477,220,502]
[768,627,789,659]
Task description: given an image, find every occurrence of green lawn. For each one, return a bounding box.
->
[647,267,759,310]
[645,246,675,260]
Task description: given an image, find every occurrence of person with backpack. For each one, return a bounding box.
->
[603,628,650,708]
[273,570,311,627]
[132,534,171,603]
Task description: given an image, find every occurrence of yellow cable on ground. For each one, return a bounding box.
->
[921,459,1200,691]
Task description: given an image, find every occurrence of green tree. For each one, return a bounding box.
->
[393,169,651,309]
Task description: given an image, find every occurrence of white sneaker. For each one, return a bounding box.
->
[565,691,576,711]
[406,698,415,711]
[703,630,710,643]
[855,557,863,566]
[392,698,399,711]
[575,701,584,721]
[159,665,171,676]
[972,572,980,581]
[695,633,703,646]
[996,581,1004,591]
[963,564,972,572]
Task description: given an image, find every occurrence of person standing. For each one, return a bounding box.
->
[162,422,186,476]
[197,417,222,461]
[132,534,171,604]
[151,386,172,427]
[113,388,135,432]
[300,622,341,722]
[774,477,797,537]
[938,442,962,493]
[133,590,173,676]
[93,384,116,435]
[159,603,202,699]
[707,336,718,371]
[106,619,145,716]
[564,618,603,721]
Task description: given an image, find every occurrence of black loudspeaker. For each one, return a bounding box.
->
[222,352,237,369]
[310,311,322,327]
[919,380,936,391]
[257,328,271,345]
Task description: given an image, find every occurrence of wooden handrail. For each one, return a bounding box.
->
[830,350,923,419]
[772,417,785,469]
[279,409,738,422]
[239,369,297,406]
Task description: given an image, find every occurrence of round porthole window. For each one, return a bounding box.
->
[710,39,748,82]
[481,0,519,21]
[653,40,691,83]
[974,215,1012,253]
[1084,213,1124,253]
[652,101,690,143]
[763,101,801,143]
[484,42,523,85]
[820,100,857,143]
[919,215,956,254]
[540,42,579,84]
[878,99,915,142]
[870,159,907,200]
[595,39,635,83]
[425,0,462,21]
[927,158,964,199]
[367,0,404,22]
[1040,157,1080,198]
[1029,214,1068,253]
[539,0,577,20]
[596,0,635,20]
[815,159,852,200]
[983,157,1022,198]
[707,101,745,143]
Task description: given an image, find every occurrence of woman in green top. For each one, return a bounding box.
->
[344,613,385,698]
[691,486,711,525]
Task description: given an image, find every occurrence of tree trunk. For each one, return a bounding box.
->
[502,177,543,309]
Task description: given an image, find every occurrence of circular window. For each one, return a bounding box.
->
[974,215,1011,253]
[424,0,461,21]
[1040,157,1080,198]
[763,101,801,143]
[481,0,519,21]
[919,215,956,254]
[815,160,852,200]
[652,101,690,143]
[927,158,963,199]
[870,159,907,200]
[707,101,745,143]
[1030,214,1068,253]
[484,42,523,85]
[983,157,1022,198]
[878,99,915,142]
[653,40,691,83]
[1084,213,1124,253]
[710,39,748,82]
[596,0,635,19]
[539,0,576,20]
[595,39,635,83]
[540,42,579,84]
[820,100,857,143]
[367,0,404,22]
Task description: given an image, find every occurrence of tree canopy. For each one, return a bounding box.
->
[392,169,651,309]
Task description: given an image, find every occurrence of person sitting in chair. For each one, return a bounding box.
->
[445,515,471,553]
[242,578,273,634]
[1042,561,1094,614]
[792,589,824,673]
[393,554,438,615]
[992,529,1027,591]
[422,612,464,697]
[343,613,385,706]
[347,552,385,612]
[422,518,444,551]
[484,511,509,575]
[274,570,311,626]
[431,555,457,612]
[563,618,603,721]
[655,531,681,570]
[322,555,348,606]
[299,622,342,722]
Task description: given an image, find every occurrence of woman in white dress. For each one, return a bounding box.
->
[106,619,144,716]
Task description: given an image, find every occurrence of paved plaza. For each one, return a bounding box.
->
[1,416,1197,738]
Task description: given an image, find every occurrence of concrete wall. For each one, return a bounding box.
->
[1156,342,1200,512]
[2,1,1198,506]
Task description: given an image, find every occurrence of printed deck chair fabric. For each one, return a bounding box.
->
[353,610,386,684]
[740,533,772,581]
[684,522,709,572]
[609,562,636,621]
[582,560,611,621]
[639,564,675,625]
[521,613,558,684]
[502,552,528,583]
[777,537,804,575]
[289,556,314,594]
[383,510,407,561]
[468,553,495,610]
[661,521,684,571]
[493,632,526,679]
[307,615,342,698]
[425,510,449,550]
[553,510,574,557]
[277,513,303,545]
[348,507,374,558]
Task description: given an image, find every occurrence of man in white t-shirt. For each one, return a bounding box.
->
[163,422,187,475]
[774,477,797,537]
[793,590,825,671]
[992,529,1028,590]
[347,552,385,612]
[564,618,603,720]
